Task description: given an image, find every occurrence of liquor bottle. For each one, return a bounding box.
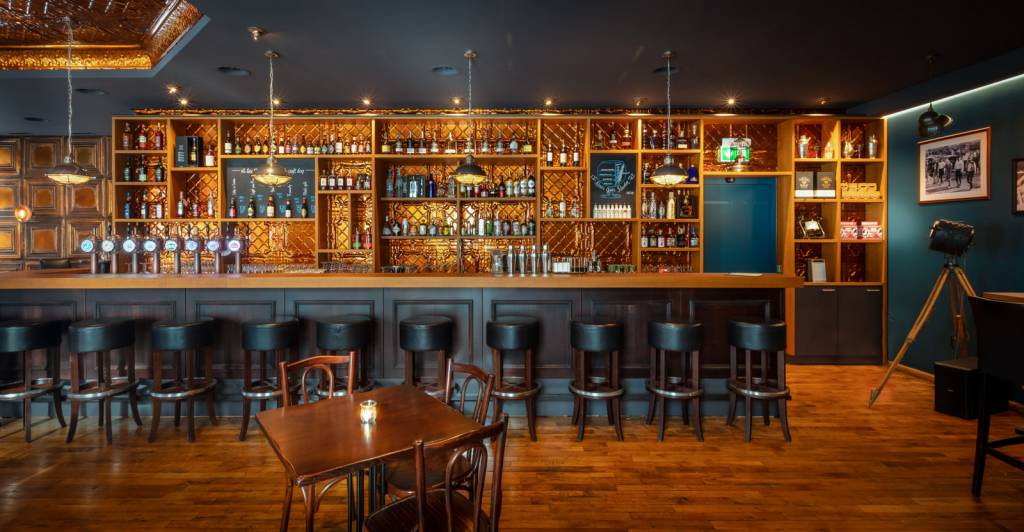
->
[609,128,618,147]
[207,193,215,217]
[320,134,328,155]
[291,135,298,154]
[319,171,328,191]
[154,191,164,219]
[523,129,534,154]
[363,223,372,249]
[177,192,186,218]
[246,197,256,218]
[299,134,307,154]
[428,173,437,198]
[122,159,132,182]
[139,194,148,219]
[572,143,580,166]
[417,130,427,154]
[234,133,242,154]
[689,123,700,149]
[406,132,414,155]
[263,136,271,155]
[243,136,252,155]
[228,196,237,218]
[666,190,676,219]
[495,133,505,154]
[430,132,439,154]
[137,124,148,150]
[224,128,234,154]
[546,144,554,166]
[656,229,665,248]
[621,125,632,149]
[154,125,164,150]
[640,227,649,248]
[191,195,200,218]
[445,132,456,154]
[687,164,699,184]
[571,197,580,218]
[509,133,519,153]
[137,157,148,182]
[300,196,310,218]
[204,146,216,167]
[278,135,286,155]
[559,143,568,166]
[122,123,132,150]
[689,225,699,248]
[380,130,392,153]
[154,158,165,182]
[284,197,293,218]
[327,171,337,191]
[266,194,276,218]
[527,168,536,197]
[558,195,566,218]
[681,190,694,218]
[189,141,198,166]
[123,192,133,219]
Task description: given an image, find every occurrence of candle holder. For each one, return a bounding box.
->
[360,399,377,424]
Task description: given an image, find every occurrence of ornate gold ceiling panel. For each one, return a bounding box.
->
[0,0,202,70]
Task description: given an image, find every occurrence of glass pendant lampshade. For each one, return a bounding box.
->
[454,50,487,185]
[252,50,292,187]
[651,50,684,186]
[46,17,93,186]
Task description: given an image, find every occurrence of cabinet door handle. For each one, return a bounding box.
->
[820,288,836,293]
[865,289,881,293]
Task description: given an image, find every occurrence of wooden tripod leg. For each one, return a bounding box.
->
[869,268,950,406]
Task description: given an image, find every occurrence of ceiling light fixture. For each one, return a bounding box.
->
[14,204,32,223]
[544,97,555,107]
[361,97,373,106]
[650,51,686,186]
[178,97,190,107]
[252,50,291,187]
[917,55,953,137]
[45,17,92,186]
[817,97,830,106]
[453,50,487,186]
[272,97,282,106]
[634,97,648,107]
[166,84,180,94]
[248,26,265,41]
[451,96,461,105]
[726,97,737,106]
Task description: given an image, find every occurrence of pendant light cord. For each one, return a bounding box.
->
[63,16,74,162]
[268,53,275,150]
[664,53,671,157]
[467,53,473,151]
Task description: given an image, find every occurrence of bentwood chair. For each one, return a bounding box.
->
[276,354,357,531]
[967,296,1024,497]
[385,360,495,499]
[365,414,509,532]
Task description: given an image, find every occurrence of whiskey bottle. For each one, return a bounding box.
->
[522,129,533,153]
[154,158,165,182]
[445,132,456,154]
[430,132,439,154]
[137,157,148,182]
[327,171,337,190]
[418,130,427,154]
[137,124,148,150]
[300,196,310,218]
[246,197,256,218]
[381,130,392,153]
[509,133,519,154]
[621,124,632,149]
[609,128,618,148]
[546,144,554,166]
[154,125,164,150]
[572,143,580,166]
[224,128,234,154]
[122,123,132,150]
[266,194,276,218]
[189,141,198,166]
[559,143,568,166]
[123,192,133,219]
[284,197,293,218]
[177,192,186,218]
[681,190,694,218]
[122,159,132,182]
[278,135,286,155]
[676,125,688,150]
[155,190,164,219]
[207,193,215,217]
[527,168,536,197]
[204,146,216,167]
[228,196,237,218]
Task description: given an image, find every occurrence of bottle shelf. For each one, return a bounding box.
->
[539,217,637,222]
[840,158,884,163]
[640,247,700,252]
[793,198,837,203]
[704,171,794,177]
[171,166,218,172]
[317,190,373,195]
[459,235,535,240]
[227,218,315,223]
[639,149,701,155]
[839,198,884,203]
[114,149,166,155]
[794,158,838,163]
[380,197,458,203]
[376,153,537,160]
[640,218,700,223]
[381,235,458,240]
[639,183,700,189]
[539,166,585,171]
[317,248,373,253]
[114,181,168,186]
[839,239,885,244]
[589,149,637,154]
[794,238,837,244]
[459,197,536,202]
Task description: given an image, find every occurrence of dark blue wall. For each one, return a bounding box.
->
[703,177,778,273]
[884,74,1024,372]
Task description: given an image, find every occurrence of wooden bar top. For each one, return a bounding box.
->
[0,270,802,290]
[982,291,1024,304]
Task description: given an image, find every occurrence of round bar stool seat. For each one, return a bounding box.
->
[315,315,374,396]
[238,318,299,441]
[0,320,66,442]
[399,316,453,398]
[569,318,625,441]
[66,318,142,443]
[645,321,704,441]
[726,319,792,442]
[487,316,541,440]
[149,318,218,442]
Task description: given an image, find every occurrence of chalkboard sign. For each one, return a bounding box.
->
[589,153,637,212]
[223,158,316,217]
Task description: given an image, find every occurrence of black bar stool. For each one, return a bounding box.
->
[399,316,453,398]
[315,315,374,397]
[645,321,704,441]
[149,318,218,442]
[0,320,65,442]
[66,318,142,443]
[569,318,625,441]
[726,319,791,442]
[487,316,541,440]
[239,318,298,441]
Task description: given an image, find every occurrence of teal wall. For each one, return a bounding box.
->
[884,74,1024,371]
[703,177,778,273]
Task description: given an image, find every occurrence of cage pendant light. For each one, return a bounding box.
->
[252,50,291,187]
[46,17,93,186]
[650,50,686,186]
[453,50,487,185]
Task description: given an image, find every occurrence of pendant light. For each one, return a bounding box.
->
[650,50,686,186]
[453,50,487,185]
[45,17,92,186]
[252,50,291,187]
[916,55,953,138]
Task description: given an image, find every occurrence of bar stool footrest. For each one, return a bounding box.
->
[150,378,217,400]
[646,380,703,400]
[569,380,624,399]
[493,380,541,400]
[727,379,790,400]
[0,377,63,400]
[67,377,140,400]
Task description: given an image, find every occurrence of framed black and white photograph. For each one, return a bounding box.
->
[919,127,990,204]
[1013,159,1024,215]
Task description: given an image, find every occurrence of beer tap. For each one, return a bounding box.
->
[164,224,183,274]
[99,225,120,274]
[141,226,163,274]
[205,227,223,274]
[120,224,142,274]
[183,224,203,274]
[517,245,526,277]
[224,225,245,274]
[79,227,100,274]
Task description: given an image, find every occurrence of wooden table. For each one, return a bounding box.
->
[256,385,480,531]
[983,292,1024,304]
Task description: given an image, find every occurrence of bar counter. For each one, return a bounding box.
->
[0,271,800,416]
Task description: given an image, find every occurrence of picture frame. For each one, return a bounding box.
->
[1013,158,1024,215]
[918,127,990,204]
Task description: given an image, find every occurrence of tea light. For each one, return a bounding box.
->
[360,400,377,424]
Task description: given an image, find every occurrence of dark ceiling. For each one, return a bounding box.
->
[3,0,1024,135]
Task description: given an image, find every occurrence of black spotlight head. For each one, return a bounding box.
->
[928,219,974,256]
[918,103,953,137]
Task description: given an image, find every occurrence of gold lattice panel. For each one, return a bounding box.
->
[232,221,316,265]
[223,120,372,148]
[352,194,375,235]
[384,239,459,272]
[461,237,538,273]
[478,163,537,194]
[541,221,632,265]
[541,121,585,151]
[540,170,584,215]
[377,119,533,147]
[323,159,373,175]
[590,119,636,150]
[640,250,697,272]
[794,243,825,280]
[383,201,459,229]
[321,251,373,267]
[460,200,536,230]
[321,195,350,250]
[175,120,219,158]
[177,172,219,219]
[841,244,866,282]
[702,122,779,172]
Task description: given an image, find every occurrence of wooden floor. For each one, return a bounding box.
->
[1,366,1022,531]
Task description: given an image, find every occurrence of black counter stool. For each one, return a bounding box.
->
[487,316,541,440]
[149,318,218,442]
[399,316,453,398]
[726,319,791,442]
[314,315,374,397]
[0,320,65,442]
[569,318,625,441]
[645,321,705,442]
[239,318,298,441]
[66,318,142,443]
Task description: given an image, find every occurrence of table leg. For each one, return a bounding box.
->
[301,483,316,532]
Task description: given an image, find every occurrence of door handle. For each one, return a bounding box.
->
[820,288,836,293]
[865,289,881,293]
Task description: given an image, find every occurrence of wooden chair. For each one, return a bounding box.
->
[276,354,357,531]
[384,360,495,500]
[277,354,355,407]
[365,414,509,532]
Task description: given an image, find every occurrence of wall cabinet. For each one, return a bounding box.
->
[795,286,882,362]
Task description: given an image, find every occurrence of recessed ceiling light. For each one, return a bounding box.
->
[217,66,251,77]
[272,97,282,106]
[652,66,678,75]
[75,88,107,96]
[817,97,831,106]
[725,97,737,106]
[23,116,47,122]
[634,96,648,107]
[432,65,459,76]
[178,97,190,107]
[361,97,373,106]
[544,97,555,107]
[166,84,180,94]
[248,26,265,41]
[451,96,462,105]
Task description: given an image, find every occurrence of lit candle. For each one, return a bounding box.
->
[360,400,377,424]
